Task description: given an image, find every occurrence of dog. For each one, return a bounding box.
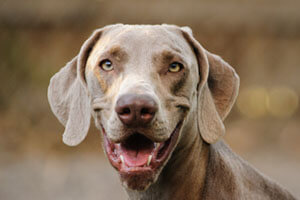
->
[48,24,296,200]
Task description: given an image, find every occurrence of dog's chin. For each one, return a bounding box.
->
[120,167,156,190]
[100,121,183,191]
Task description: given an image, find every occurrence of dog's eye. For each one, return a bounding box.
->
[168,62,183,73]
[99,59,113,71]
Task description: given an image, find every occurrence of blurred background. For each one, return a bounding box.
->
[0,0,299,199]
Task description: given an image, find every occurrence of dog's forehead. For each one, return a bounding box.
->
[100,25,192,55]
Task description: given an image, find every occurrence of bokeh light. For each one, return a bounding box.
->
[237,86,298,119]
[266,87,298,118]
[236,86,268,119]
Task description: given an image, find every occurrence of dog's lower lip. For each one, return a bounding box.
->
[101,121,183,173]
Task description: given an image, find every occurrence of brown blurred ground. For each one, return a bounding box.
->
[0,0,299,199]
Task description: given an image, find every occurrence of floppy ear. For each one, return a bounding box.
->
[48,27,110,146]
[181,28,240,144]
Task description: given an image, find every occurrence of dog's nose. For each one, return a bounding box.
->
[115,94,158,127]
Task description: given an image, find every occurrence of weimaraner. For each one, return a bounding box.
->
[48,24,296,200]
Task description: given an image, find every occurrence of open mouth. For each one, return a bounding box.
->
[101,121,182,174]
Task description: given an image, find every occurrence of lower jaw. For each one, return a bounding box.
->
[120,168,157,190]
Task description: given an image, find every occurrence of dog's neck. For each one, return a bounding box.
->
[125,122,209,200]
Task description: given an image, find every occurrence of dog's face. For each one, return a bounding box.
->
[85,26,199,189]
[48,24,239,191]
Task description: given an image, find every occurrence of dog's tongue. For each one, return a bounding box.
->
[118,134,155,167]
[121,145,152,167]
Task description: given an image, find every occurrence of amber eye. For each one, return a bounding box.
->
[99,59,113,71]
[168,62,183,73]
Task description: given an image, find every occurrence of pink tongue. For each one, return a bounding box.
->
[121,146,152,167]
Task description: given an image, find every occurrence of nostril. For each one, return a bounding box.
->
[121,107,131,115]
[140,105,157,123]
[141,108,152,119]
[141,108,151,115]
[94,108,101,112]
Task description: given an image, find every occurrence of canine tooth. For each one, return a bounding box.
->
[120,155,124,164]
[147,155,152,166]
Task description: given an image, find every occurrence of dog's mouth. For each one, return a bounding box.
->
[101,121,182,175]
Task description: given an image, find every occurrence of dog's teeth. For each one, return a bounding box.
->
[120,155,124,164]
[155,143,159,149]
[147,155,152,166]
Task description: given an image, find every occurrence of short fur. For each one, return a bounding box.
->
[48,24,296,200]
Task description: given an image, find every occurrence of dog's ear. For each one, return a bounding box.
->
[205,52,240,120]
[48,25,118,146]
[181,27,239,144]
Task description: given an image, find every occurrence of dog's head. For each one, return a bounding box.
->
[48,24,239,190]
